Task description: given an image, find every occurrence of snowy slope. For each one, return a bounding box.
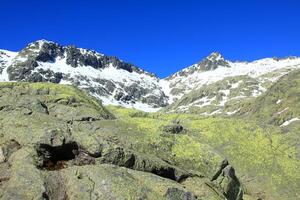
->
[0,50,17,81]
[0,40,168,111]
[163,53,300,104]
[33,55,164,112]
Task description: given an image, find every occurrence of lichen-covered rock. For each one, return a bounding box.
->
[211,159,243,200]
[58,164,198,200]
[165,187,197,200]
[163,124,184,134]
[1,147,47,200]
[0,140,21,163]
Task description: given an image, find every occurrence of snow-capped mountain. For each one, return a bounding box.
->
[162,52,300,115]
[0,40,168,112]
[1,40,300,113]
[163,52,300,104]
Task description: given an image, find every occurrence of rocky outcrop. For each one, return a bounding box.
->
[166,52,230,80]
[197,52,230,71]
[211,159,243,200]
[162,120,185,134]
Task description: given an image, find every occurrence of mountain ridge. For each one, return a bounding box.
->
[1,39,300,113]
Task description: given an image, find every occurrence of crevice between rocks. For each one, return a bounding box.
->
[39,101,49,115]
[35,141,193,183]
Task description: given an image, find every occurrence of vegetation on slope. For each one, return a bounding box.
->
[164,75,265,115]
[109,106,300,200]
[238,69,300,128]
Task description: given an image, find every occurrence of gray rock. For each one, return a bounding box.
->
[165,187,197,200]
[211,159,243,200]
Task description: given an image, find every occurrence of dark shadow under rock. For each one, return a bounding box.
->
[36,142,79,170]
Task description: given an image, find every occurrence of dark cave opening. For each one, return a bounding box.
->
[151,167,177,181]
[36,142,79,170]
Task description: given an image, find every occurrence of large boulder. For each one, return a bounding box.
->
[211,159,243,200]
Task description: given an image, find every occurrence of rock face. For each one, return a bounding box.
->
[0,82,244,200]
[162,120,185,134]
[211,159,243,200]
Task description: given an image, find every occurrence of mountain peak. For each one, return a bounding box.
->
[27,39,59,48]
[196,52,229,71]
[207,52,224,61]
[35,39,57,45]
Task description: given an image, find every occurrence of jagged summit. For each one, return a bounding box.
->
[206,52,223,61]
[196,52,230,71]
[29,39,58,45]
[166,52,229,80]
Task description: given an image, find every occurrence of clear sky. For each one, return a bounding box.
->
[0,0,299,78]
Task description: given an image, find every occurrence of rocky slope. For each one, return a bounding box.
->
[238,69,300,129]
[0,82,245,200]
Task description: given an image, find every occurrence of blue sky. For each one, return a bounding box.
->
[0,0,299,78]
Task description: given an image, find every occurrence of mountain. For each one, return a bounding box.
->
[163,53,300,115]
[0,40,168,112]
[1,40,300,120]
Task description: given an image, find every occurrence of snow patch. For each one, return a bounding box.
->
[201,109,222,116]
[276,99,282,104]
[276,107,289,115]
[0,50,18,81]
[93,93,160,112]
[280,118,300,127]
[226,109,240,115]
